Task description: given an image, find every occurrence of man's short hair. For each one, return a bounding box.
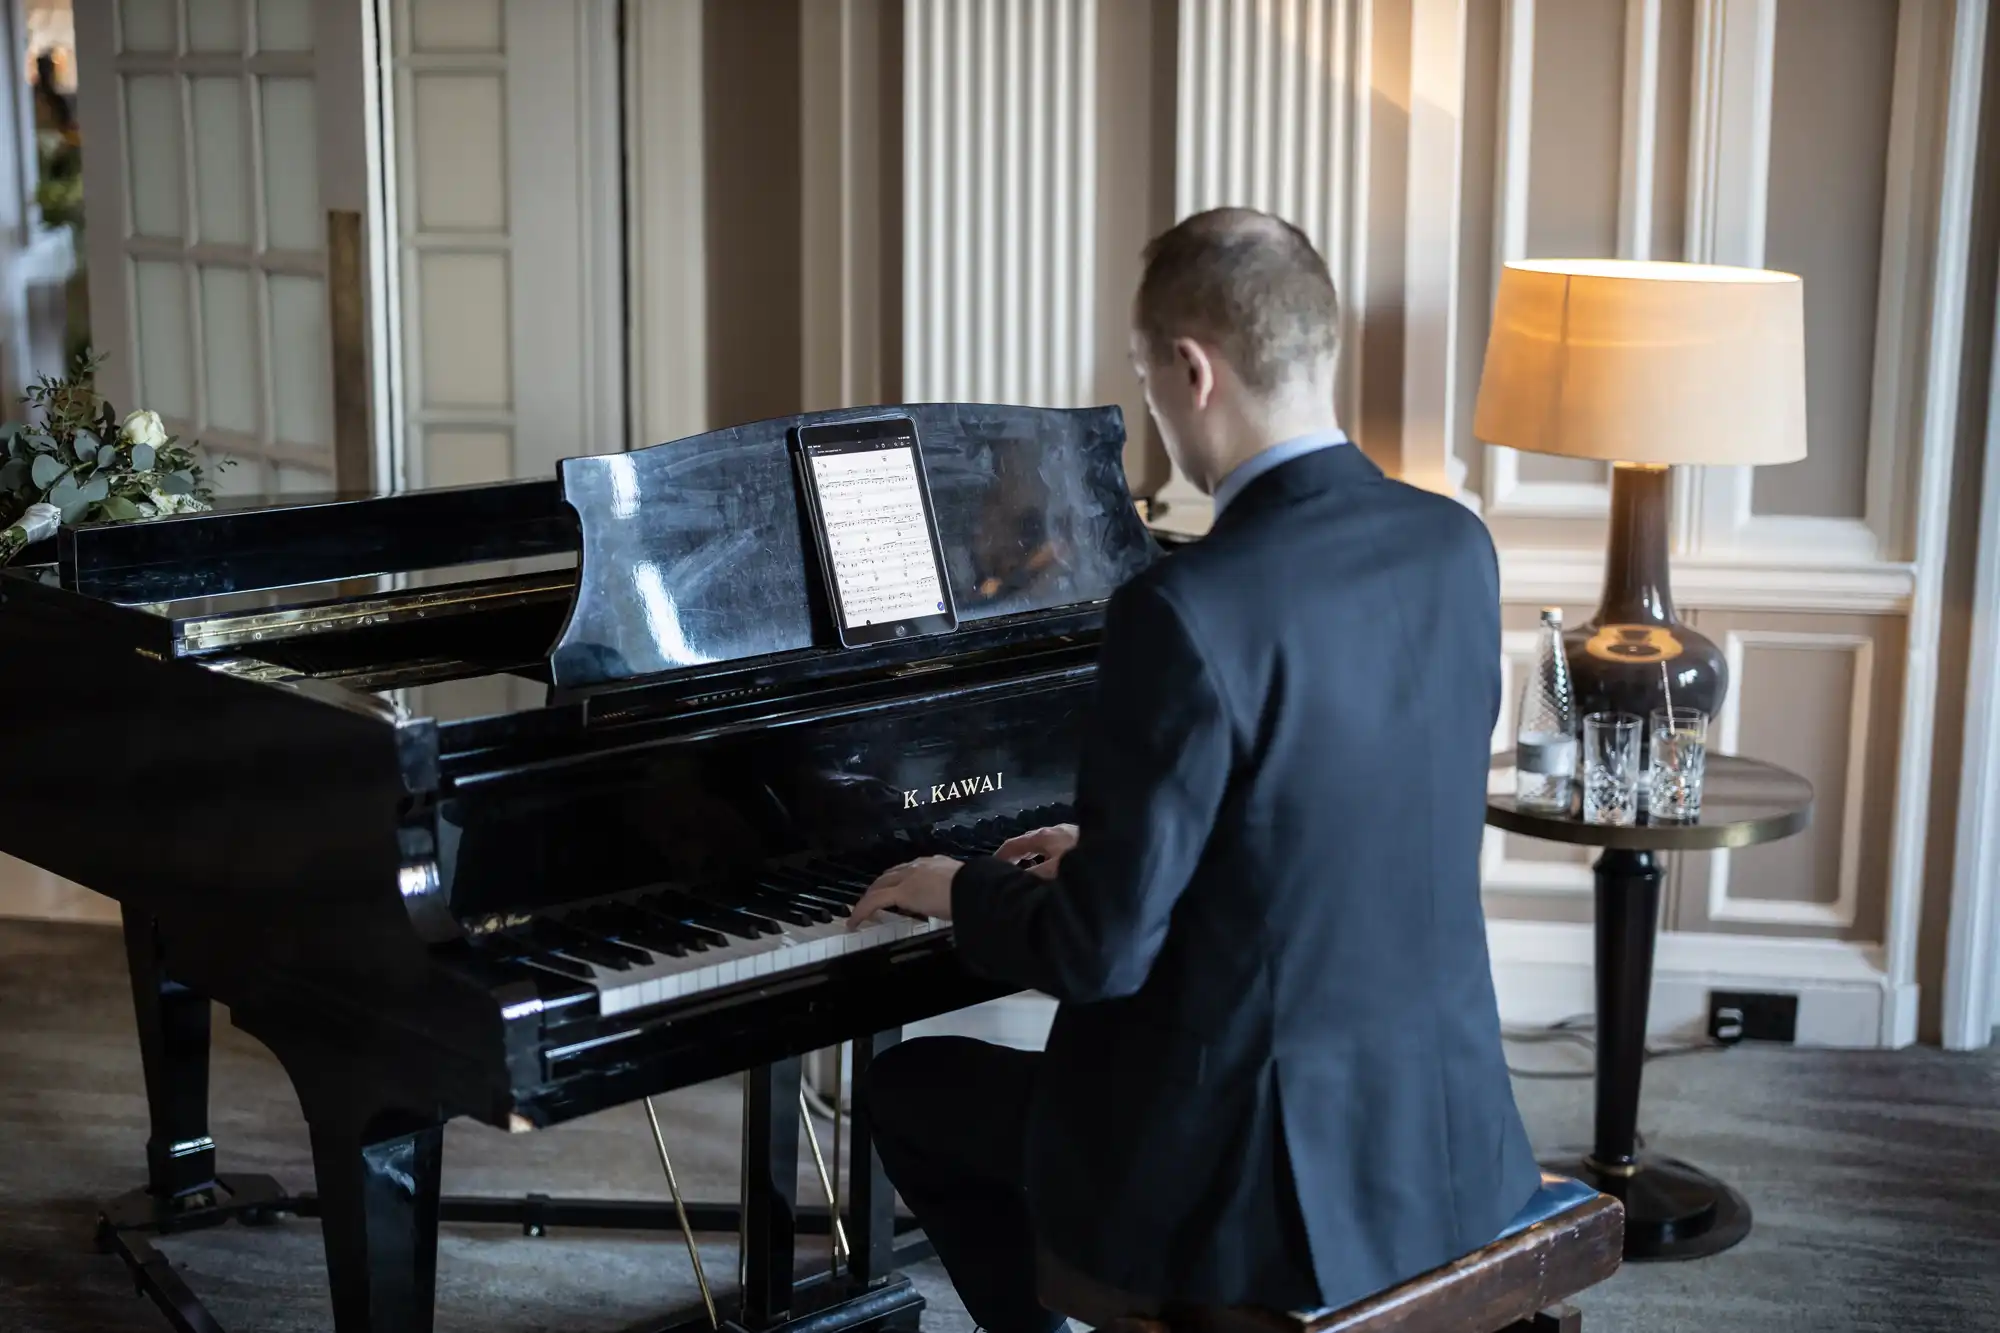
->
[1134,208,1341,396]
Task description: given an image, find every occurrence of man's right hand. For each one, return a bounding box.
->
[993,823,1079,880]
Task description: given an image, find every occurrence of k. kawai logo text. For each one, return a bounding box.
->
[902,772,1003,810]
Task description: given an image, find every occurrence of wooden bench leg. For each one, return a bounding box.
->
[1500,1302,1582,1333]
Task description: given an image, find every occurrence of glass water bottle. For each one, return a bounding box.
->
[1515,608,1577,812]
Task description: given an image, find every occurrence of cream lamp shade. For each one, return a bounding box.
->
[1472,259,1808,466]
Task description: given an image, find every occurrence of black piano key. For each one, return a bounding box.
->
[518,950,595,981]
[639,888,775,941]
[577,905,693,957]
[705,882,822,928]
[631,900,736,950]
[739,889,830,928]
[755,873,856,911]
[524,919,648,971]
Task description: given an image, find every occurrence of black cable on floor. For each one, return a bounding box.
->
[1503,1011,1726,1080]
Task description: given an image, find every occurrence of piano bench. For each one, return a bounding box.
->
[1037,1173,1623,1333]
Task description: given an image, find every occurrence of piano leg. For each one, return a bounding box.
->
[845,1029,903,1286]
[121,908,219,1208]
[307,1112,446,1333]
[741,1057,805,1327]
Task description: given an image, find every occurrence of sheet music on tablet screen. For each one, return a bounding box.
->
[807,440,949,627]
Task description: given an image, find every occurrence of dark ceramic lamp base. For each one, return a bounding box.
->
[1564,464,1728,730]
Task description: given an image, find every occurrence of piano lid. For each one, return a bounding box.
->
[550,403,1154,688]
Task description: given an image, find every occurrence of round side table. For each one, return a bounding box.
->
[1486,752,1813,1262]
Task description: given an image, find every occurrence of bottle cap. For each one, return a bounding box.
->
[1539,607,1562,624]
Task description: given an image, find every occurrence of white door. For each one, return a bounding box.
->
[381,0,624,492]
[73,0,380,496]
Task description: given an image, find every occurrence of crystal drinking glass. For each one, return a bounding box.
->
[1648,706,1708,822]
[1582,712,1641,825]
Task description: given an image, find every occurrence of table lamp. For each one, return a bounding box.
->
[1472,258,1807,725]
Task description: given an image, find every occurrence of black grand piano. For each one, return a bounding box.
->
[0,403,1159,1333]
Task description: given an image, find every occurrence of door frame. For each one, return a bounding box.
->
[1940,262,2000,1051]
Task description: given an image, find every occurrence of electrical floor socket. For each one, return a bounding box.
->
[1707,990,1799,1044]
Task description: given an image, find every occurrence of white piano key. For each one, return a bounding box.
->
[588,910,948,1017]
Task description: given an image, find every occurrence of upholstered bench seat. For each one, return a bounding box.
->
[1038,1173,1624,1333]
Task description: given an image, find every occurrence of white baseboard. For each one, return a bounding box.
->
[896,923,1897,1058]
[1488,921,1892,1048]
[0,855,119,924]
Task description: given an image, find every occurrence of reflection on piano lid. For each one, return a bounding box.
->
[553,402,1151,686]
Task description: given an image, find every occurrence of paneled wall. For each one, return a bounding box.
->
[1374,0,1986,1043]
[1153,0,1369,527]
[902,0,1099,408]
[384,0,622,489]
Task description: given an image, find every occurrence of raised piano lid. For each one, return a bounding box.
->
[551,402,1155,688]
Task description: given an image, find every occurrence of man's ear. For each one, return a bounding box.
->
[1172,337,1216,410]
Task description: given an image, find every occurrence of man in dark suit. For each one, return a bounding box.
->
[846,207,1537,1333]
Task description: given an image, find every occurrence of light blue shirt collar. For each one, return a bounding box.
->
[1211,429,1350,517]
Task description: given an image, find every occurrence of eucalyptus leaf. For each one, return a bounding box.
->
[159,470,194,496]
[0,423,18,448]
[132,442,156,472]
[6,432,24,461]
[97,444,119,470]
[29,454,64,489]
[75,428,101,459]
[77,474,109,504]
[47,474,79,509]
[100,495,141,522]
[0,459,25,492]
[25,431,54,453]
[59,498,90,525]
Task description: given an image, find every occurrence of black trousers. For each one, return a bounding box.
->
[862,1036,1069,1333]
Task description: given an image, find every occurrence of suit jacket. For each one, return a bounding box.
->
[951,444,1539,1312]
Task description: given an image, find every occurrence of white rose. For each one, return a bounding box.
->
[145,488,203,515]
[122,409,168,451]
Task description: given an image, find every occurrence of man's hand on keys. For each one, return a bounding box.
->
[848,856,961,927]
[994,824,1079,881]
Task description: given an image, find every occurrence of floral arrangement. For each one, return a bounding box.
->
[0,353,226,565]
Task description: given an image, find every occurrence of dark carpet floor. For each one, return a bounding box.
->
[1,919,1996,1333]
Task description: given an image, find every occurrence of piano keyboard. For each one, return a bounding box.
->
[479,806,1071,1018]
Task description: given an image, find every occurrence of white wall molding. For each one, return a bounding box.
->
[1496,547,1917,614]
[1710,630,1873,928]
[1880,0,1986,1046]
[1401,0,1465,498]
[508,0,623,471]
[1154,0,1372,531]
[1941,176,2000,1053]
[624,0,706,447]
[801,0,883,412]
[904,0,1096,408]
[1477,0,1613,519]
[1685,0,1774,269]
[1683,0,1946,568]
[1617,0,1662,260]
